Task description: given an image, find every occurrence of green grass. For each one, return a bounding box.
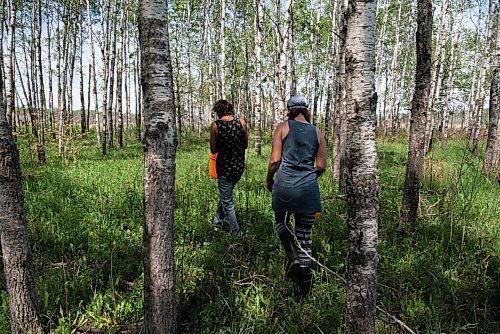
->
[0,129,498,333]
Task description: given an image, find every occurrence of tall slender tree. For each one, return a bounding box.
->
[483,4,499,176]
[332,0,347,186]
[344,0,379,332]
[470,0,496,154]
[400,0,433,226]
[253,0,263,156]
[0,61,44,334]
[425,0,449,152]
[139,0,177,332]
[6,0,15,135]
[220,0,226,99]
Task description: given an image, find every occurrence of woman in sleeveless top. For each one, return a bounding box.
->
[266,96,327,296]
[210,100,249,236]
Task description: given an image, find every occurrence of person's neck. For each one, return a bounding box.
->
[293,115,308,123]
[220,115,234,121]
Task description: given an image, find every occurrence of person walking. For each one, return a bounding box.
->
[210,100,249,236]
[266,96,327,295]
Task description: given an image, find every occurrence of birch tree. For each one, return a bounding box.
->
[425,0,449,152]
[400,0,433,226]
[332,0,347,185]
[483,5,499,176]
[344,0,379,331]
[254,0,263,156]
[470,0,496,154]
[139,0,177,332]
[441,7,464,140]
[107,0,118,149]
[385,0,403,137]
[220,0,226,99]
[0,64,44,334]
[6,0,15,134]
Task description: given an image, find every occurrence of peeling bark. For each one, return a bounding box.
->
[344,1,379,332]
[139,0,177,332]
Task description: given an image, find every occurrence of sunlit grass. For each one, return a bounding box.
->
[0,129,497,333]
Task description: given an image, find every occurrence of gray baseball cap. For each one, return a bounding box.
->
[286,96,309,109]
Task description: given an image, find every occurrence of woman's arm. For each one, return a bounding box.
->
[210,122,218,154]
[316,128,327,177]
[240,119,249,149]
[266,122,286,192]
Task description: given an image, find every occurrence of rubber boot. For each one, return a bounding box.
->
[278,232,300,280]
[298,266,313,296]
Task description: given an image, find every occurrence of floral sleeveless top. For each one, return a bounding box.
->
[215,119,246,182]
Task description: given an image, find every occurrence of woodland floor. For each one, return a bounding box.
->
[0,129,498,333]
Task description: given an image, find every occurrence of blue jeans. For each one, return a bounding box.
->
[213,176,240,235]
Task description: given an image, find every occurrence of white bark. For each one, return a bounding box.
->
[139,0,177,332]
[6,0,15,132]
[344,1,379,332]
[483,3,500,175]
[220,0,226,99]
[470,0,496,154]
[254,0,263,156]
[425,0,449,152]
[442,11,464,139]
[385,0,403,136]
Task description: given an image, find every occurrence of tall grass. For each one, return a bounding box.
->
[0,130,497,333]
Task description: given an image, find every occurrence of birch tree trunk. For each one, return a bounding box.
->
[483,6,499,176]
[324,0,339,146]
[254,0,263,156]
[86,0,100,144]
[117,0,124,148]
[344,1,379,332]
[277,0,291,122]
[332,0,347,186]
[401,0,433,226]
[107,1,118,149]
[385,0,403,138]
[79,9,86,135]
[220,0,226,99]
[289,4,297,96]
[67,19,78,133]
[101,0,111,155]
[470,0,496,155]
[134,52,139,137]
[6,0,15,135]
[0,72,44,334]
[425,0,449,152]
[205,0,215,108]
[441,9,463,140]
[139,0,177,331]
[46,0,55,139]
[0,0,4,96]
[37,0,46,144]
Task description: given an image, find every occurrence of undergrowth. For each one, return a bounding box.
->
[0,130,497,333]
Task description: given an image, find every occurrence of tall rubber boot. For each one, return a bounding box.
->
[298,266,313,296]
[278,231,300,279]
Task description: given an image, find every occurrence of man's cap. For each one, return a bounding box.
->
[287,96,309,110]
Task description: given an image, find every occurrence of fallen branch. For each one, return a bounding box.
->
[284,216,417,334]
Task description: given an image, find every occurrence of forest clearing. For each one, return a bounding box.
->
[0,130,497,333]
[0,0,499,333]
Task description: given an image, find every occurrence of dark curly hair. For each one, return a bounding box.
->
[213,100,234,118]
